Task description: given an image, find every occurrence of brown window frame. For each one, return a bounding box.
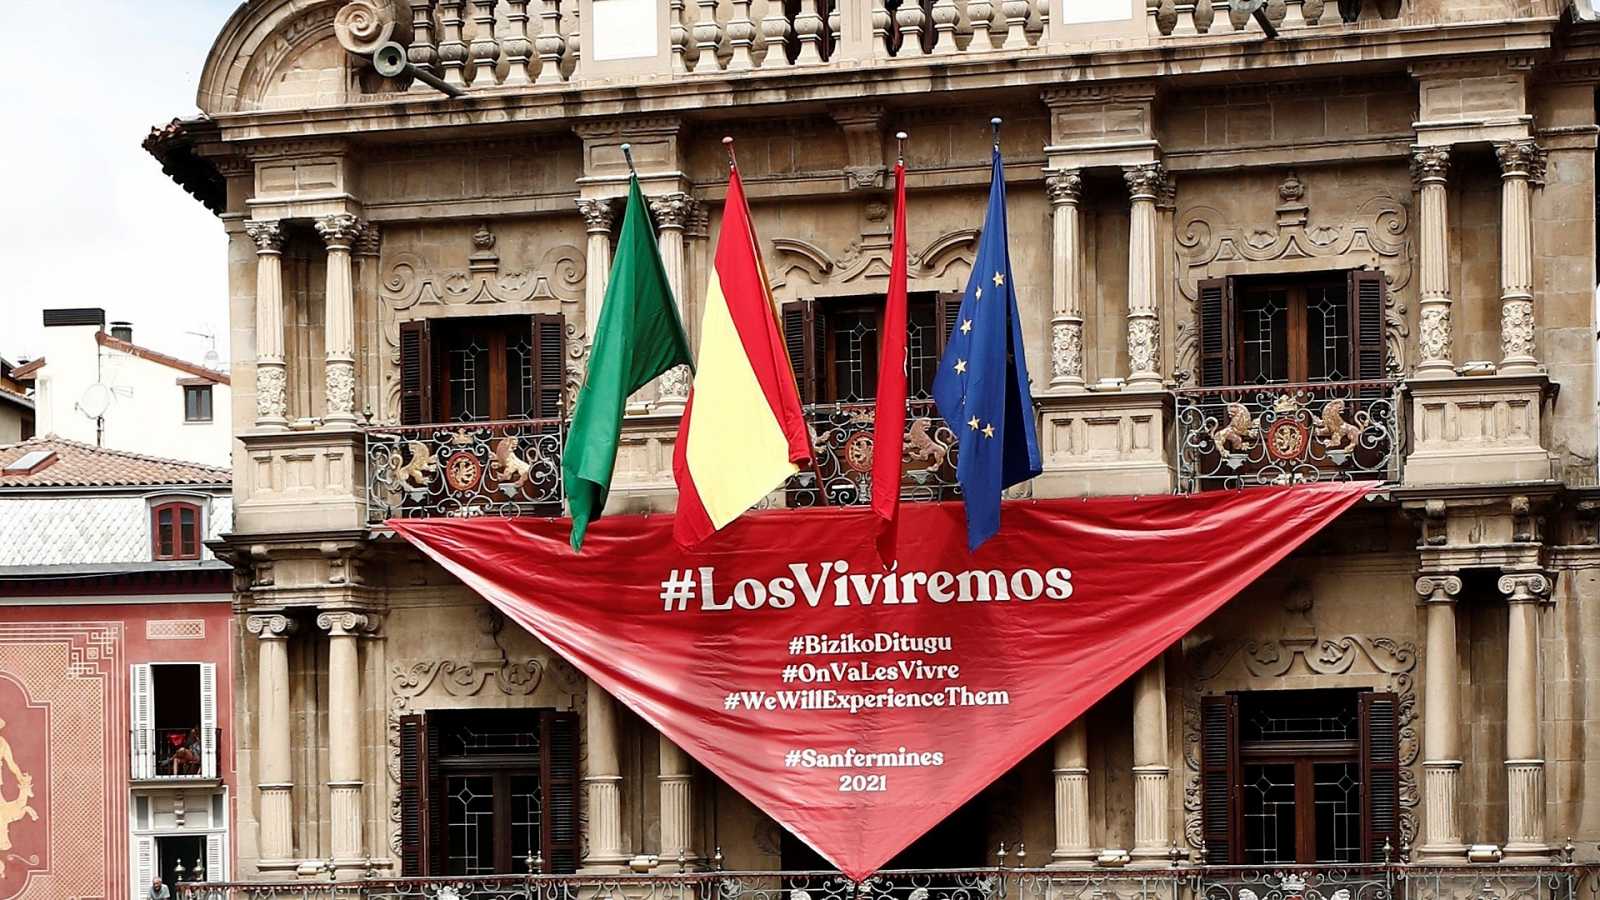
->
[1201,689,1399,865]
[398,314,566,426]
[151,501,202,561]
[397,708,579,877]
[782,291,962,405]
[182,384,214,423]
[1196,270,1388,388]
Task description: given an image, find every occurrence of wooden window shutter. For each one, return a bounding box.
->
[1360,690,1401,862]
[398,713,431,875]
[424,716,447,875]
[1200,694,1240,864]
[541,710,581,873]
[1348,270,1388,383]
[934,291,965,355]
[781,300,826,405]
[532,314,567,419]
[399,319,433,425]
[1197,277,1235,387]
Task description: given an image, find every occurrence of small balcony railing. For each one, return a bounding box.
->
[366,419,564,524]
[1175,380,1402,492]
[785,400,961,507]
[131,726,220,781]
[172,862,1597,900]
[1148,0,1403,38]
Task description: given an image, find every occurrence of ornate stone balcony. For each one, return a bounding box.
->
[1146,0,1402,38]
[1175,380,1403,492]
[365,419,565,524]
[172,861,1595,900]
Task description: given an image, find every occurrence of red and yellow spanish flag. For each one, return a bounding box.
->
[672,163,812,547]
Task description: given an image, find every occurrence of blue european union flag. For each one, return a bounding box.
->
[931,143,1042,552]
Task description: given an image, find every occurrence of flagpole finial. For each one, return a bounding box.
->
[990,117,1002,149]
[895,131,908,166]
[620,142,637,177]
[722,135,737,169]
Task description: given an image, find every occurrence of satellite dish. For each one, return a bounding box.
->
[78,383,113,419]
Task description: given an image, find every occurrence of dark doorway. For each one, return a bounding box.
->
[156,834,206,886]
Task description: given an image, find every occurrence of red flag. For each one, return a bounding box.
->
[871,160,909,562]
[389,482,1373,881]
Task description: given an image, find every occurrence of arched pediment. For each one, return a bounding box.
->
[197,0,346,114]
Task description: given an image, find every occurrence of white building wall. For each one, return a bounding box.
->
[34,325,232,467]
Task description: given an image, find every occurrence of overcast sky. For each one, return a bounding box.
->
[0,1,239,368]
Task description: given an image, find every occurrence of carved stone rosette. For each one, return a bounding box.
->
[255,366,288,424]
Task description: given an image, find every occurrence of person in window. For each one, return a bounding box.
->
[149,875,171,900]
[167,730,200,776]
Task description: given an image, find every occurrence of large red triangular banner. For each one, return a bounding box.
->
[391,482,1370,880]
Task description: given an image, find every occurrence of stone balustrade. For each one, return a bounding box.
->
[335,0,1403,94]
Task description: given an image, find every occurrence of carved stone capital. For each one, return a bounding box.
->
[1497,571,1553,604]
[1414,573,1463,603]
[686,202,711,240]
[1410,146,1451,187]
[245,220,286,254]
[1495,139,1547,185]
[316,611,378,637]
[354,223,383,257]
[246,614,298,640]
[649,193,699,230]
[1123,162,1168,202]
[1045,169,1084,206]
[315,214,366,250]
[576,198,616,234]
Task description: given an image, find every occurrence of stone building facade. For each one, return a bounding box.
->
[148,0,1600,890]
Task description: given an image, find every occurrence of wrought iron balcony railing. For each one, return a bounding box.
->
[1175,380,1402,492]
[367,419,564,523]
[172,862,1598,900]
[785,400,961,507]
[131,726,221,781]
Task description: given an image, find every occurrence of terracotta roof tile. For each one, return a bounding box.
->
[0,436,230,488]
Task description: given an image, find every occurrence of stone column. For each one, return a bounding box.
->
[353,226,384,419]
[584,679,627,870]
[315,214,365,426]
[1416,573,1466,859]
[245,220,289,428]
[1495,140,1545,375]
[1046,169,1086,393]
[246,613,298,864]
[659,734,697,868]
[1050,718,1094,864]
[577,198,616,348]
[1500,570,1552,859]
[317,611,372,871]
[1123,163,1166,390]
[1411,147,1455,377]
[1131,655,1169,864]
[651,193,698,413]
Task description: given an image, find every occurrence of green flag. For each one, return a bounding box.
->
[563,175,693,550]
